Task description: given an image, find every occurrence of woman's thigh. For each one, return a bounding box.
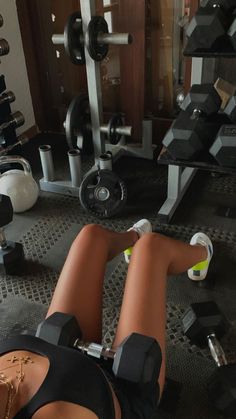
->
[113,234,168,395]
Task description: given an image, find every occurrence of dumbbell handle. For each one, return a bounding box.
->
[0,136,29,156]
[0,39,10,56]
[207,333,228,367]
[52,32,131,46]
[0,227,7,250]
[191,109,202,120]
[0,112,25,134]
[74,338,116,360]
[0,91,15,106]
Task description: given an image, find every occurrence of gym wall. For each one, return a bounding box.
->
[0,0,36,134]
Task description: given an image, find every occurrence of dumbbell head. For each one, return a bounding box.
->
[162,111,208,160]
[0,39,10,56]
[0,194,13,227]
[0,91,15,106]
[224,95,236,122]
[181,84,222,116]
[208,364,236,417]
[36,312,82,347]
[0,241,24,275]
[112,333,162,385]
[228,18,236,49]
[209,125,236,167]
[186,7,227,51]
[201,0,236,11]
[182,301,229,348]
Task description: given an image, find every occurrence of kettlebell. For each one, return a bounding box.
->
[0,156,39,213]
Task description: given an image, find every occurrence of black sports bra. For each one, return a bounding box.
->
[0,334,115,419]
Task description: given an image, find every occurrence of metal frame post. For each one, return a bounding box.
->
[80,0,105,159]
[157,57,204,223]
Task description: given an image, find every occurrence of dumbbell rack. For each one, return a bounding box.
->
[157,58,203,223]
[157,50,236,222]
[39,0,153,200]
[0,15,25,155]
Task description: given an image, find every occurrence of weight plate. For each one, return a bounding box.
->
[79,169,127,218]
[107,114,123,145]
[87,16,109,61]
[64,12,85,65]
[65,94,93,153]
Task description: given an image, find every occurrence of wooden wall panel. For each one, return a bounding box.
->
[119,0,146,142]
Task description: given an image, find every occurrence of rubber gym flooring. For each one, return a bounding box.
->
[1,134,236,419]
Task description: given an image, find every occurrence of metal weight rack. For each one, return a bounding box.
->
[157,58,204,223]
[39,0,154,201]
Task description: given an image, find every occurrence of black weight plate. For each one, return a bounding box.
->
[87,16,109,61]
[79,170,127,218]
[65,94,93,153]
[107,113,123,145]
[64,12,85,65]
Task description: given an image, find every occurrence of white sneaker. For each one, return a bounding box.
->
[187,232,213,281]
[124,219,152,263]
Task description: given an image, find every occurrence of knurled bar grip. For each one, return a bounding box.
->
[0,111,25,133]
[0,228,7,249]
[207,334,228,367]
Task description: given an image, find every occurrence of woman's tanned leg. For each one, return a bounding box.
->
[113,233,207,395]
[47,224,139,342]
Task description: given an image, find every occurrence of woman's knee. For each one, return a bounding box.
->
[134,232,167,253]
[73,224,108,246]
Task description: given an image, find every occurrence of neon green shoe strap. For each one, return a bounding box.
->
[124,247,133,256]
[192,260,208,271]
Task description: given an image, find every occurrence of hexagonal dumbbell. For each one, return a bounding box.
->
[224,95,236,122]
[36,312,162,385]
[228,17,236,49]
[162,84,222,160]
[209,125,236,167]
[186,0,236,52]
[209,96,236,167]
[182,301,236,417]
[0,194,24,275]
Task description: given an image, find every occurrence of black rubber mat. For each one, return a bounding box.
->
[1,142,236,419]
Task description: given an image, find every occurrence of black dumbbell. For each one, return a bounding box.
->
[162,84,222,160]
[0,111,25,134]
[209,96,236,167]
[228,18,236,49]
[209,125,236,167]
[224,95,236,122]
[182,301,236,417]
[36,311,162,385]
[0,91,15,107]
[186,1,235,52]
[0,194,24,275]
